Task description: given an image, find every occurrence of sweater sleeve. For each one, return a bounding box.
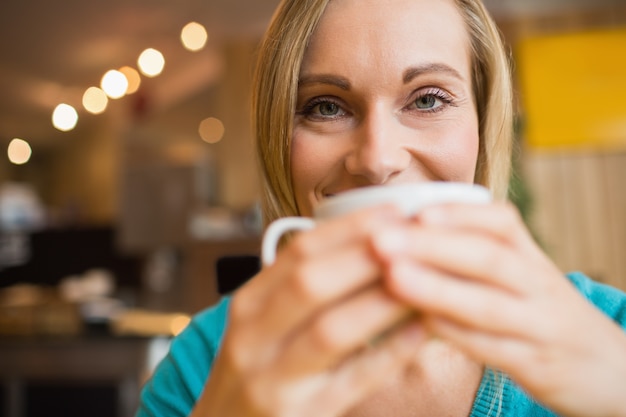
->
[566,271,626,328]
[135,297,231,417]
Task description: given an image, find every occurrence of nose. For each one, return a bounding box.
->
[344,107,411,184]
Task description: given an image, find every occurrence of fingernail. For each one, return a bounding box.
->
[385,262,427,302]
[371,203,403,220]
[420,206,447,225]
[374,229,408,255]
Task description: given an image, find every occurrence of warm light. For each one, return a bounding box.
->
[52,103,78,131]
[138,48,165,77]
[7,138,32,165]
[181,22,208,51]
[82,87,109,114]
[199,117,225,143]
[170,314,191,336]
[101,69,128,99]
[119,66,141,94]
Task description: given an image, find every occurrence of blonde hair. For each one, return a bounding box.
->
[252,0,514,227]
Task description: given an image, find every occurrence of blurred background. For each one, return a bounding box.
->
[0,0,625,415]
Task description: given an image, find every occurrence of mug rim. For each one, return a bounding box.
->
[313,181,491,219]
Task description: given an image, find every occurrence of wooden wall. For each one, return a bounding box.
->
[523,152,626,291]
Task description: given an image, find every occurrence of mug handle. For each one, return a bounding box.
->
[261,217,317,266]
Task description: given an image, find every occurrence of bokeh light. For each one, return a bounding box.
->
[82,87,109,114]
[119,66,141,94]
[138,48,165,77]
[198,117,225,143]
[52,103,79,132]
[7,138,32,165]
[181,22,208,52]
[101,69,128,99]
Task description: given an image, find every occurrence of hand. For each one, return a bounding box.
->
[372,201,626,417]
[192,206,425,417]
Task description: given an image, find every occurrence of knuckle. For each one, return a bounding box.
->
[492,253,516,281]
[309,314,346,353]
[499,202,523,232]
[283,234,336,307]
[229,293,251,322]
[289,263,327,304]
[242,378,298,417]
[474,298,502,323]
[291,272,319,304]
[286,232,316,262]
[221,331,251,371]
[475,245,506,273]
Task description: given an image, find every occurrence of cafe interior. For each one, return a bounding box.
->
[0,0,625,415]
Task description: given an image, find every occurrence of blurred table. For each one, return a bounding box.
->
[0,334,150,417]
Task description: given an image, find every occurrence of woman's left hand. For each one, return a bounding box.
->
[372,201,626,417]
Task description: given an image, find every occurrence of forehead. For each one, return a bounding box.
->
[301,0,471,80]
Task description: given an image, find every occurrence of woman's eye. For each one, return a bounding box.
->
[298,98,347,120]
[414,94,441,110]
[317,102,340,116]
[409,88,453,113]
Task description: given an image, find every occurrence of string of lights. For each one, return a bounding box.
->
[7,20,218,166]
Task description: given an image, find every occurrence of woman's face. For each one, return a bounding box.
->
[291,0,479,216]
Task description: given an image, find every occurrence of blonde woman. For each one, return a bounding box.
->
[137,0,626,416]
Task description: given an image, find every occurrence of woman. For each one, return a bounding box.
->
[137,0,626,416]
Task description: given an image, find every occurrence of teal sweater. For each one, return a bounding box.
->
[136,272,626,417]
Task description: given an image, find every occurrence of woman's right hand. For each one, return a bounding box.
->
[191,206,425,417]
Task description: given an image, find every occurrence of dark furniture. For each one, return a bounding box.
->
[0,334,150,417]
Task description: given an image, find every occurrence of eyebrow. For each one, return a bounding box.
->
[298,74,351,90]
[298,63,465,90]
[403,63,465,84]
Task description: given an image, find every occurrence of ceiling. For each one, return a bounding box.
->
[0,0,620,150]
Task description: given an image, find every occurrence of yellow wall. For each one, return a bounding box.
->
[517,27,626,151]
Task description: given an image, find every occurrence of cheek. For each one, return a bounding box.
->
[290,131,335,214]
[429,120,480,182]
[290,137,316,193]
[456,124,480,178]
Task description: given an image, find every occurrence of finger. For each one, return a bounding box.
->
[373,224,532,295]
[418,201,537,251]
[276,286,414,377]
[229,207,404,368]
[423,315,533,375]
[234,204,402,318]
[383,261,531,336]
[235,243,383,366]
[240,320,426,417]
[428,310,626,417]
[314,320,426,417]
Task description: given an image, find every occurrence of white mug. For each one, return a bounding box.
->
[261,181,492,266]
